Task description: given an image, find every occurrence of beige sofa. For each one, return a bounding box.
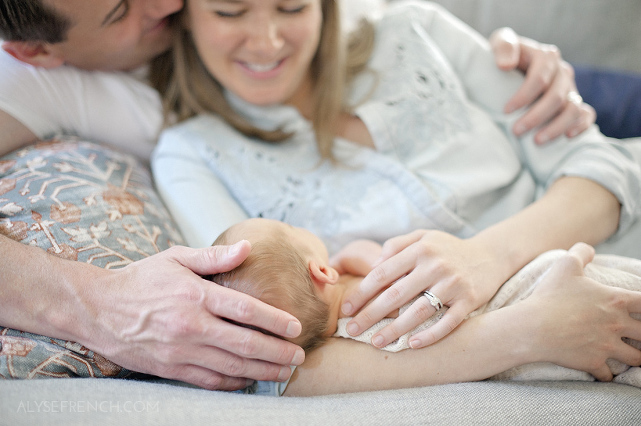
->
[2,1,641,424]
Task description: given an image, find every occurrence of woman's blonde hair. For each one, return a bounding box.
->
[150,0,375,159]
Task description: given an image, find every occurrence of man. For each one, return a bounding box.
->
[0,0,596,391]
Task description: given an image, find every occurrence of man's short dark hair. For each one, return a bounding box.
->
[0,0,71,43]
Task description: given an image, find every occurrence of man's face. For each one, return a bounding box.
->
[44,0,183,71]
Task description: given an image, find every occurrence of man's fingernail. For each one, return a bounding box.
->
[409,339,421,349]
[278,366,293,382]
[291,349,305,366]
[505,104,515,114]
[286,321,302,338]
[514,124,527,135]
[372,335,384,347]
[228,240,244,256]
[536,133,549,144]
[347,322,359,336]
[341,302,353,315]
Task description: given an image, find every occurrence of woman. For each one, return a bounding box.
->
[150,0,641,393]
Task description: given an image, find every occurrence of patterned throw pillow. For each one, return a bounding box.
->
[0,137,185,380]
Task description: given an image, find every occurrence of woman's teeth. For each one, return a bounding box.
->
[244,61,280,72]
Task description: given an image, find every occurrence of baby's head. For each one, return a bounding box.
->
[210,218,340,352]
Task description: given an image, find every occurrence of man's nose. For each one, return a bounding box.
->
[146,0,184,20]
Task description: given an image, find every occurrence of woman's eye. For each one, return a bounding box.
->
[279,5,307,14]
[215,9,246,18]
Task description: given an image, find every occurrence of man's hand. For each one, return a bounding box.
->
[61,242,305,390]
[490,27,596,144]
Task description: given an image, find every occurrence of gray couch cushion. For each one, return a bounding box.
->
[1,378,640,425]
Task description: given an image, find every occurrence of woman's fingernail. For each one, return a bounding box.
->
[347,322,359,336]
[409,338,421,349]
[341,302,353,315]
[372,335,384,347]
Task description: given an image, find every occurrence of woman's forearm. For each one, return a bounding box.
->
[473,175,620,282]
[287,243,641,396]
[285,302,535,396]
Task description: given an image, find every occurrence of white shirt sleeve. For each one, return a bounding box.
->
[397,1,641,236]
[0,49,162,161]
[152,118,249,248]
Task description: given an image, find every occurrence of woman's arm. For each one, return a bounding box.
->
[339,2,640,349]
[286,244,641,396]
[152,119,250,248]
[343,175,620,348]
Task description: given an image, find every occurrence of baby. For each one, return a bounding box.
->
[210,218,376,352]
[211,218,641,386]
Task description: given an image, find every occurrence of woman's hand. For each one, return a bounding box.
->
[341,230,510,349]
[524,243,641,380]
[490,27,596,144]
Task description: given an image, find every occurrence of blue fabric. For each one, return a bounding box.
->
[574,65,641,139]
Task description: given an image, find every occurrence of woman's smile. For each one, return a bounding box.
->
[237,58,287,79]
[188,0,322,106]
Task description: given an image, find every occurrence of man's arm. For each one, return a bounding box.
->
[0,235,305,390]
[0,110,38,156]
[490,27,596,143]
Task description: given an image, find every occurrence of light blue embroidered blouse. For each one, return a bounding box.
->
[152,1,641,257]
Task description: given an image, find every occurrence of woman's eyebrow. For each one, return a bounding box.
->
[101,0,127,26]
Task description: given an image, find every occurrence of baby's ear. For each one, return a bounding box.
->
[309,260,339,287]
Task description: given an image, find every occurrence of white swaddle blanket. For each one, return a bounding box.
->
[334,250,641,387]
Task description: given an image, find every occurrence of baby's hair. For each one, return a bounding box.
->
[211,226,330,352]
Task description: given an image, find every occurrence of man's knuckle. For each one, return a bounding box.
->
[200,374,225,390]
[222,355,249,377]
[166,316,196,339]
[234,298,257,323]
[155,346,180,366]
[237,332,259,357]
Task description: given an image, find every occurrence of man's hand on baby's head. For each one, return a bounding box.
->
[86,244,304,391]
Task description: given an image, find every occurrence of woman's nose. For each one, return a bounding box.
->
[245,17,285,57]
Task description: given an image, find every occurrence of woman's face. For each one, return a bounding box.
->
[187,0,323,107]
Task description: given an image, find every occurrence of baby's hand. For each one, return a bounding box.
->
[330,239,383,277]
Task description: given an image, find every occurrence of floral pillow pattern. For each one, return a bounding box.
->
[0,137,184,380]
